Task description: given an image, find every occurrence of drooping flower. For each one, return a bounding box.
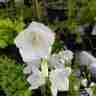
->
[14,21,55,62]
[49,67,71,96]
[23,49,73,96]
[79,51,96,66]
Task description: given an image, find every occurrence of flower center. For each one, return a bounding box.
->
[31,32,42,49]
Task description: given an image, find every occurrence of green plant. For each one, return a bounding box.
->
[68,73,80,96]
[79,0,96,23]
[0,55,31,96]
[0,18,24,48]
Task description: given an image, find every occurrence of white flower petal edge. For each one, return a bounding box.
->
[49,67,71,96]
[48,54,65,69]
[27,69,45,90]
[23,59,41,74]
[14,21,55,62]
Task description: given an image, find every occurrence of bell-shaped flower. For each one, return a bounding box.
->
[49,67,71,96]
[14,21,55,62]
[79,51,96,66]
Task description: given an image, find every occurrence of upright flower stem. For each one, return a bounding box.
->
[41,58,48,96]
[32,0,41,21]
[41,58,48,78]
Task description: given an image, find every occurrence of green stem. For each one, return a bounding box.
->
[41,58,49,96]
[41,58,48,78]
[33,0,41,21]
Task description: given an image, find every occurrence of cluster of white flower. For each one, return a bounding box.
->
[79,51,96,78]
[79,51,96,96]
[14,21,73,96]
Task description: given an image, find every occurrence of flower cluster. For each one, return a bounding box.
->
[15,21,73,96]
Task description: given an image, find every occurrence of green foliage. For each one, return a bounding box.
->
[0,18,24,48]
[0,55,32,96]
[68,73,80,96]
[79,0,96,23]
[67,0,77,18]
[91,84,96,96]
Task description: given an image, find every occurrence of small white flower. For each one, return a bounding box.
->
[79,51,96,66]
[24,58,48,90]
[14,21,55,62]
[59,50,73,63]
[48,50,73,68]
[49,67,71,96]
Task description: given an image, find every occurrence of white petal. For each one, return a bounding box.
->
[19,44,49,62]
[79,51,96,66]
[23,65,32,74]
[23,59,41,74]
[48,54,65,69]
[26,21,55,46]
[50,68,71,91]
[59,50,73,63]
[27,70,45,90]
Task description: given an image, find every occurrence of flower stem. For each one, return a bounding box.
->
[33,0,41,21]
[41,58,49,96]
[41,58,48,78]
